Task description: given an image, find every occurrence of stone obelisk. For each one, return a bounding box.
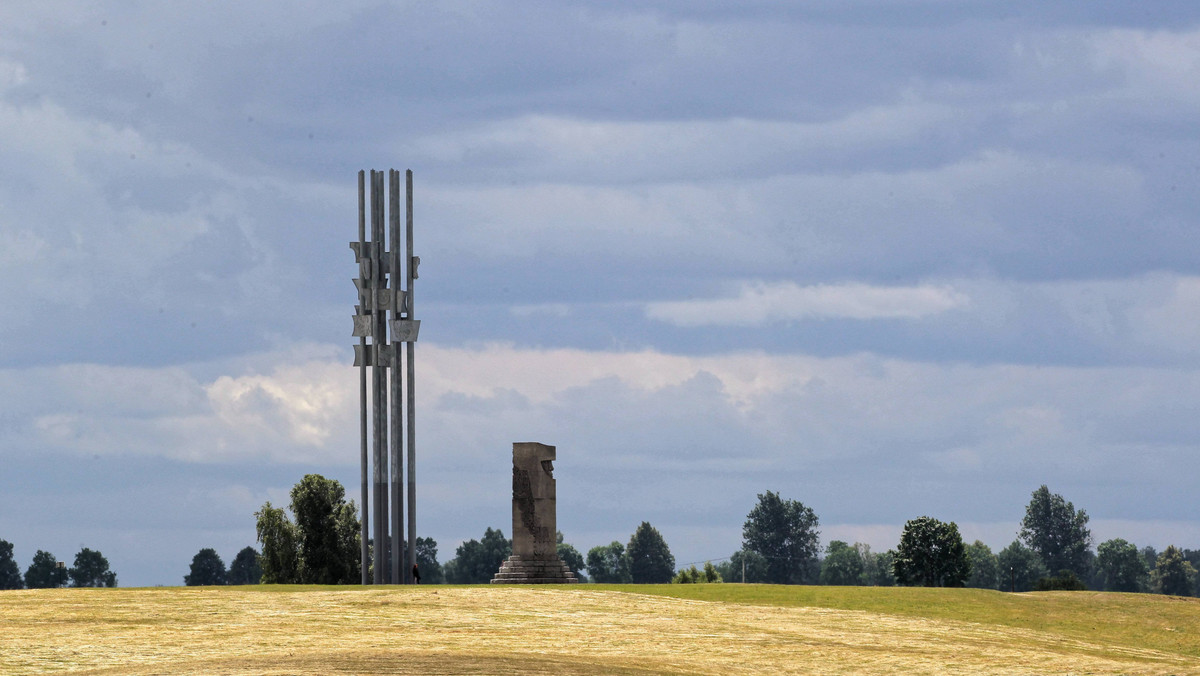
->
[492,442,578,583]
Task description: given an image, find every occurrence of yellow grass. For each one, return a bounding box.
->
[2,585,1198,675]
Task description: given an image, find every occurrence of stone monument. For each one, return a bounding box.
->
[492,442,578,583]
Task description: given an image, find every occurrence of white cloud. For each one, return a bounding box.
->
[1089,27,1200,104]
[6,3,1200,586]
[0,352,354,464]
[409,103,958,181]
[0,88,241,328]
[6,338,1200,582]
[5,339,1200,495]
[0,57,26,90]
[207,360,353,450]
[421,343,811,411]
[1131,275,1200,354]
[419,147,1151,284]
[509,303,571,318]
[645,280,969,326]
[985,273,1200,363]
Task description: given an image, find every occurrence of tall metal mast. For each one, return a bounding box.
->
[351,169,419,584]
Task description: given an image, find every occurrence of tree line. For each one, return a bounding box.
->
[247,474,673,585]
[79,473,1193,592]
[706,486,1198,596]
[0,541,117,589]
[415,485,1199,595]
[183,546,263,586]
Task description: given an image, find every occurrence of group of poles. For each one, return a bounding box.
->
[352,169,419,584]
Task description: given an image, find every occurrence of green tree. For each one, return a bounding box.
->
[585,541,631,583]
[337,503,360,574]
[556,532,587,582]
[866,550,896,586]
[892,516,970,587]
[855,544,895,587]
[1080,548,1102,591]
[1140,546,1157,575]
[1019,485,1091,579]
[671,562,721,584]
[1094,539,1147,592]
[290,474,360,585]
[69,547,116,587]
[996,540,1048,592]
[965,540,1000,590]
[0,539,22,590]
[444,528,511,583]
[228,546,263,585]
[1182,549,1200,597]
[819,540,864,586]
[402,537,444,584]
[24,550,68,589]
[672,565,702,584]
[626,521,675,584]
[255,501,300,584]
[852,543,876,585]
[742,491,820,585]
[1152,545,1196,596]
[716,549,770,584]
[254,476,359,585]
[184,548,227,586]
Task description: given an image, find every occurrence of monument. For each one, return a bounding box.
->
[351,169,419,584]
[492,442,579,583]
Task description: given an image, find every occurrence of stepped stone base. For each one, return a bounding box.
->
[491,555,579,584]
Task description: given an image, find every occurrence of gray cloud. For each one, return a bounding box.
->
[3,3,1200,584]
[6,342,1200,583]
[645,281,969,325]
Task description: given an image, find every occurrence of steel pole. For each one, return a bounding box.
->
[405,169,417,581]
[358,170,369,585]
[371,170,386,584]
[389,169,404,585]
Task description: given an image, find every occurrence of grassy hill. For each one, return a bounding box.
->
[2,584,1197,674]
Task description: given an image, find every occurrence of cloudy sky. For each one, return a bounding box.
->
[3,1,1200,586]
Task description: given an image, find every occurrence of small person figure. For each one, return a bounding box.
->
[412,563,421,584]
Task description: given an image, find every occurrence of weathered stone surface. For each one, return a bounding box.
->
[492,555,577,584]
[492,442,578,584]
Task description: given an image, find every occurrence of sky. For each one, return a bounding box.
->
[3,1,1200,587]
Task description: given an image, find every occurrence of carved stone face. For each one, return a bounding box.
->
[513,443,556,500]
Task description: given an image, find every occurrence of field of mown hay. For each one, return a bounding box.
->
[2,584,1198,675]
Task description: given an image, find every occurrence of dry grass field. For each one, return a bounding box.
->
[2,584,1198,675]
